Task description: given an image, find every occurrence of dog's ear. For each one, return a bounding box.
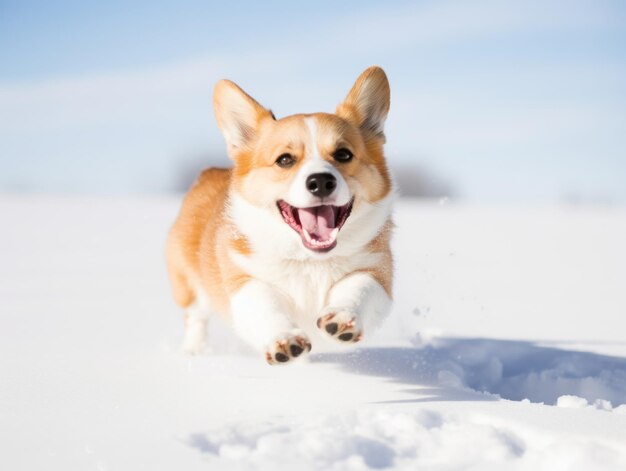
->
[336,66,390,141]
[213,80,274,156]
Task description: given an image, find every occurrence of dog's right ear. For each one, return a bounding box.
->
[336,66,390,142]
[213,80,274,157]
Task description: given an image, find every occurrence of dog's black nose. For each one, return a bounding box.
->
[306,173,337,198]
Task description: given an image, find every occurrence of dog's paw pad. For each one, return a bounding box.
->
[265,333,311,365]
[325,322,338,335]
[317,311,363,343]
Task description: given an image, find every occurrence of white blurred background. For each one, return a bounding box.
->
[1,0,625,203]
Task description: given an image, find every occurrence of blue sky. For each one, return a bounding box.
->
[1,0,625,203]
[1,1,386,79]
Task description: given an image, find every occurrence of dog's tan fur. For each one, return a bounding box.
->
[166,66,394,361]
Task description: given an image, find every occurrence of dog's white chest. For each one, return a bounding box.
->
[232,250,379,321]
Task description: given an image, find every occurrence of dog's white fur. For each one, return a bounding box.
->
[169,66,394,363]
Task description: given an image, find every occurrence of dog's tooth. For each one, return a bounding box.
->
[302,229,313,243]
[330,228,339,239]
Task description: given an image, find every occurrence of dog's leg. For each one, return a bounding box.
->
[182,289,211,355]
[230,280,311,364]
[318,272,391,343]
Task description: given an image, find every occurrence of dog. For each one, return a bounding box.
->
[166,66,394,364]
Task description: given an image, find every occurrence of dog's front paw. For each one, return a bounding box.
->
[265,331,312,365]
[317,310,363,343]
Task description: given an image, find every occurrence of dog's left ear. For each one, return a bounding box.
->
[213,80,274,157]
[336,66,390,141]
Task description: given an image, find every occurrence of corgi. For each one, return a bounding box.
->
[166,66,394,364]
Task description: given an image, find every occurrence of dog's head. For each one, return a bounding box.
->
[214,66,393,258]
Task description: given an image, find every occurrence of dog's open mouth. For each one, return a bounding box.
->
[277,199,354,252]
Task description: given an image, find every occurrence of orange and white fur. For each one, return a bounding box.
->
[166,66,394,364]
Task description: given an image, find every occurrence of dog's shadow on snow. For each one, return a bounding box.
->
[311,338,626,405]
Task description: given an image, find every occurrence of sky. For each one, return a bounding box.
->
[1,0,625,203]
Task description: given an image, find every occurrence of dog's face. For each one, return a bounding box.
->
[214,67,392,258]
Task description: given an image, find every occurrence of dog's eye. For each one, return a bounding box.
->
[275,153,296,168]
[332,148,353,163]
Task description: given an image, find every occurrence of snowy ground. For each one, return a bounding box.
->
[1,195,625,470]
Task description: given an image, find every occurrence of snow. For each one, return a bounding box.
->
[1,195,625,470]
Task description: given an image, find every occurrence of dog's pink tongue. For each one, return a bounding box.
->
[298,206,336,240]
